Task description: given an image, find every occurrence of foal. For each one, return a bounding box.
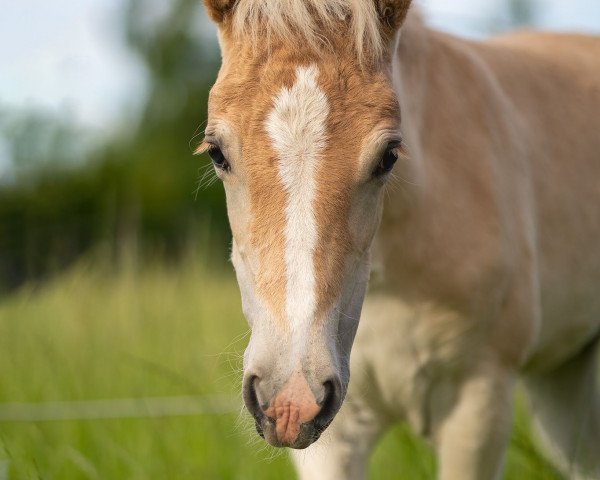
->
[200,1,600,478]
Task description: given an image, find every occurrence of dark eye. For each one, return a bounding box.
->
[373,142,400,177]
[208,145,230,172]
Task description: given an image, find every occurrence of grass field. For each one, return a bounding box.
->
[0,256,563,479]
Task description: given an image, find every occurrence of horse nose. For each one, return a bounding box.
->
[243,371,343,448]
[257,371,342,447]
[262,371,320,445]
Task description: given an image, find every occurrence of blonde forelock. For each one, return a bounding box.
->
[229,0,386,64]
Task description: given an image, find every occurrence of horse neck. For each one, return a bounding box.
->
[377,19,503,303]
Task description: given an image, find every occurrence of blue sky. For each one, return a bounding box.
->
[1,0,600,131]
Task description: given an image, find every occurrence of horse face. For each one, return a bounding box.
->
[202,0,409,449]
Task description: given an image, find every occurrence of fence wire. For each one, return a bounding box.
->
[0,395,241,423]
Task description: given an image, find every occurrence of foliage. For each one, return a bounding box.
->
[507,0,538,26]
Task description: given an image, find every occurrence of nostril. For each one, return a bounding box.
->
[318,380,334,407]
[314,377,342,431]
[242,375,262,420]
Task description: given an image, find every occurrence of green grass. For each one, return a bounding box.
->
[0,256,562,479]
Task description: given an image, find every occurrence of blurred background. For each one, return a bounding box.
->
[0,0,598,478]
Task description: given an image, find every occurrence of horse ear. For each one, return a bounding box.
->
[375,0,412,31]
[204,0,236,23]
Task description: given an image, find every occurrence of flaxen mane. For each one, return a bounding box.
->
[229,0,386,62]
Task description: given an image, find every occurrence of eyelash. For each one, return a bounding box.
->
[373,141,402,178]
[207,145,231,173]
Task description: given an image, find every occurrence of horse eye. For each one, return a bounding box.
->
[208,146,230,172]
[373,143,399,177]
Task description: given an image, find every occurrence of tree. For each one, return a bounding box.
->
[506,0,538,28]
[0,0,227,290]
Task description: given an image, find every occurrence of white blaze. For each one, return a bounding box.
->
[264,65,329,346]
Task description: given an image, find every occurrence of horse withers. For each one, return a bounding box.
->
[200,1,600,478]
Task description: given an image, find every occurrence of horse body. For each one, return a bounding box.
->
[487,32,600,369]
[202,1,600,478]
[382,19,600,371]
